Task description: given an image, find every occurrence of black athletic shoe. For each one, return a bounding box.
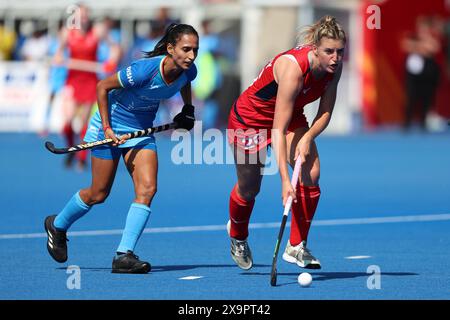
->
[44,215,68,263]
[111,251,151,274]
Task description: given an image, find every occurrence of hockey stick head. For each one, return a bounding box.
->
[45,141,56,153]
[44,141,66,154]
[269,158,302,287]
[270,267,277,286]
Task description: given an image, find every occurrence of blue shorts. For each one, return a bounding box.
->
[91,142,157,160]
[85,102,158,160]
[84,103,157,149]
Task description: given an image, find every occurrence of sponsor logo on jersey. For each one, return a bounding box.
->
[126,66,134,86]
[150,84,162,90]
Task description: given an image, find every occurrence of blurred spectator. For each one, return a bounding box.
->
[445,18,450,78]
[125,8,177,65]
[153,7,178,32]
[96,16,122,79]
[12,20,34,60]
[191,20,222,129]
[40,22,69,137]
[0,20,17,60]
[48,23,69,96]
[20,20,49,61]
[125,20,158,64]
[54,4,120,170]
[401,16,444,131]
[209,22,240,128]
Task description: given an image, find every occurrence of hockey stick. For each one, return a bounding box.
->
[270,157,302,286]
[45,122,177,154]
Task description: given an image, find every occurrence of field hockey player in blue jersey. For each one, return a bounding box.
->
[44,23,199,274]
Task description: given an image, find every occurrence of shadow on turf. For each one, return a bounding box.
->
[151,263,270,272]
[57,267,111,272]
[242,271,419,287]
[57,264,272,273]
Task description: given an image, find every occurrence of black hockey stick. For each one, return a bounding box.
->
[45,122,177,154]
[270,157,302,286]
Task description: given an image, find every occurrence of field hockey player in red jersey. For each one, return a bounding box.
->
[227,15,346,270]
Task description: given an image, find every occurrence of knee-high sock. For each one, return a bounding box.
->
[229,185,255,240]
[290,185,321,246]
[54,191,92,231]
[117,203,151,253]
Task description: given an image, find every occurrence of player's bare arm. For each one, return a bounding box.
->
[272,56,304,205]
[294,64,342,163]
[96,74,123,145]
[180,82,192,105]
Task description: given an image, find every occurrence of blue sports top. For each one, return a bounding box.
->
[111,55,197,114]
[84,55,197,148]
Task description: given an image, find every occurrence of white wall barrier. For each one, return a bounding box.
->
[0,61,50,132]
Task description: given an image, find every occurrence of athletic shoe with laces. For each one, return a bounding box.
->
[44,215,68,263]
[227,220,253,270]
[282,240,321,269]
[111,251,151,274]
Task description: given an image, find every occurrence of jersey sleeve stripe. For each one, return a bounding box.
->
[117,71,124,88]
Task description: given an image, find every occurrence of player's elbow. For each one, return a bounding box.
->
[272,114,291,133]
[318,111,332,126]
[96,80,107,94]
[321,109,332,119]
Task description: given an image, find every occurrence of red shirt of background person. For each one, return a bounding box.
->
[226,16,346,271]
[55,5,101,106]
[54,5,118,170]
[65,26,99,104]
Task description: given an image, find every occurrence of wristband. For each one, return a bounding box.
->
[103,125,111,132]
[182,104,195,114]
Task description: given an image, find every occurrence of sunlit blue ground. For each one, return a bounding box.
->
[0,130,449,300]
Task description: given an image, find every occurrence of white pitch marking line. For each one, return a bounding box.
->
[345,255,372,260]
[1,213,449,240]
[179,276,203,280]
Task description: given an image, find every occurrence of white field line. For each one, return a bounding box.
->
[1,213,449,240]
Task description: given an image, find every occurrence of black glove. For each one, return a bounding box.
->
[173,104,195,131]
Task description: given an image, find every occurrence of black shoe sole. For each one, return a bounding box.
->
[304,264,321,270]
[111,265,151,274]
[46,245,67,263]
[44,216,68,263]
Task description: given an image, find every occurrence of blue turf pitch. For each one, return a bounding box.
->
[0,130,449,300]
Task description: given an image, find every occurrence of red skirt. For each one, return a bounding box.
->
[227,101,308,154]
[66,72,98,105]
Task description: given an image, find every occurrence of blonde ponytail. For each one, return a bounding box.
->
[299,15,346,46]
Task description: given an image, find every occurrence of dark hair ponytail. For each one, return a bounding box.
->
[143,23,199,58]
